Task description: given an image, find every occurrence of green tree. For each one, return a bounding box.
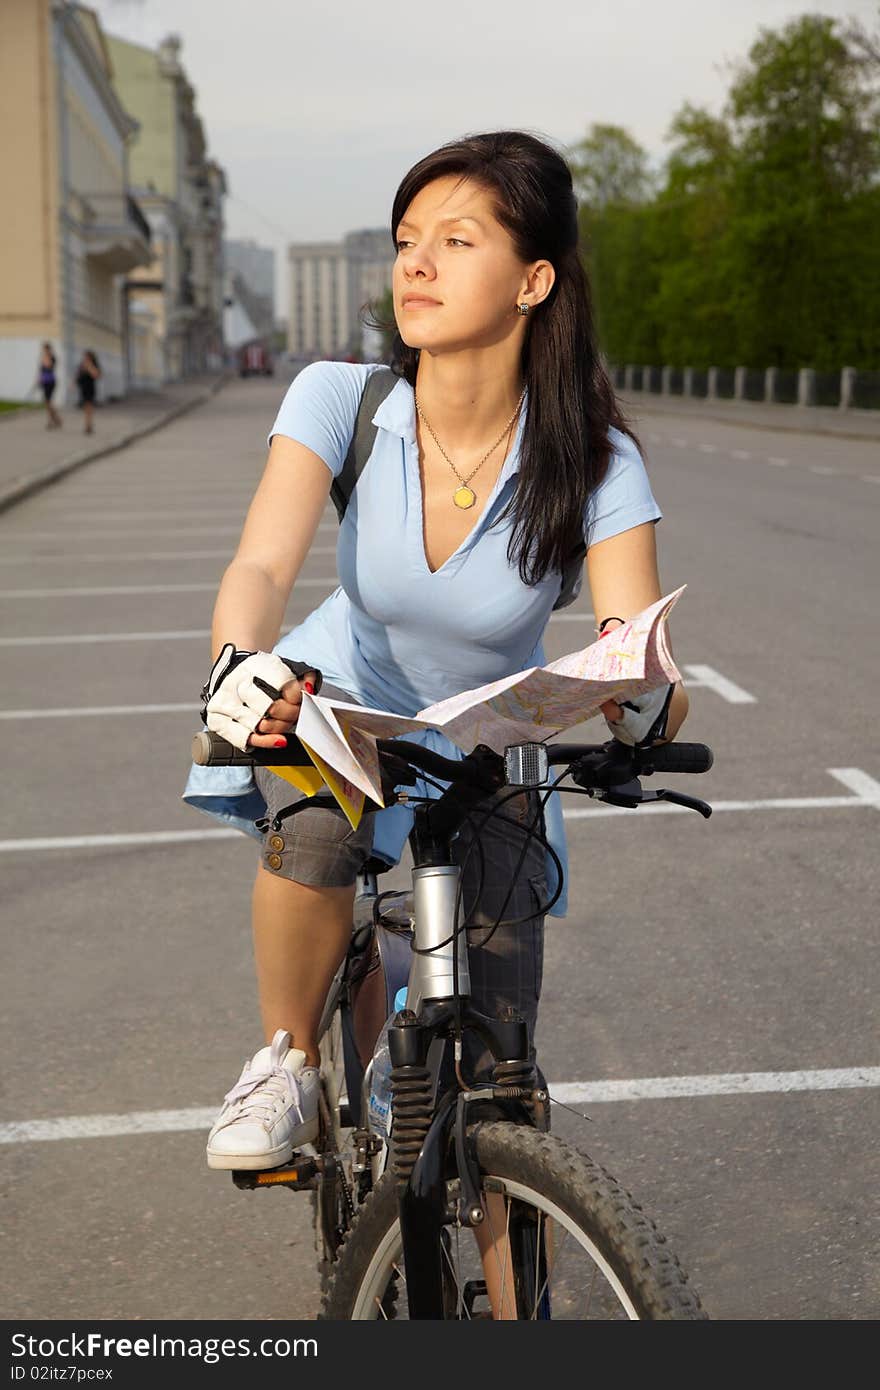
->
[572,125,662,362]
[725,13,880,367]
[570,123,654,210]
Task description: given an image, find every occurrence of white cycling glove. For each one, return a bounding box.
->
[605,683,675,747]
[200,643,321,751]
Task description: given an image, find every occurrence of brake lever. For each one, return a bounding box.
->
[643,788,712,818]
[594,779,712,817]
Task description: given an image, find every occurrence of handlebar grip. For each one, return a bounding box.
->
[638,742,714,775]
[191,729,314,767]
[192,731,251,766]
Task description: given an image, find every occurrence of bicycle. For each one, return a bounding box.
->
[192,724,714,1319]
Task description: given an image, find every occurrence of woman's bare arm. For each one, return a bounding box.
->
[586,521,690,741]
[210,433,333,662]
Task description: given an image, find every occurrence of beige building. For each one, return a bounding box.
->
[0,1,152,404]
[287,228,394,360]
[105,33,226,387]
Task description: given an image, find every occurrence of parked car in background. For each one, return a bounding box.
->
[238,340,273,377]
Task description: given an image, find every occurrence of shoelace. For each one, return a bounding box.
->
[216,1035,304,1131]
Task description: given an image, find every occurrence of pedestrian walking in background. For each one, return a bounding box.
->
[36,342,62,429]
[75,350,101,434]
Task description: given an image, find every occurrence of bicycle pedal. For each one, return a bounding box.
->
[231,1154,318,1191]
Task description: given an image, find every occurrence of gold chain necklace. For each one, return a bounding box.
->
[414,386,526,510]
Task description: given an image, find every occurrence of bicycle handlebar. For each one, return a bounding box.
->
[191,728,713,790]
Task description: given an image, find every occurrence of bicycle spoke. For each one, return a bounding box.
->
[440,1230,471,1320]
[532,1222,571,1318]
[585,1264,599,1319]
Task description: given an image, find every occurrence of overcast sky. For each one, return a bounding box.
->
[91,0,877,313]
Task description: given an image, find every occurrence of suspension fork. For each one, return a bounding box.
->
[387,1004,539,1319]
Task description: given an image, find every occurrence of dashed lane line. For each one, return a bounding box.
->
[0,771,877,852]
[682,664,758,704]
[0,579,337,598]
[0,522,338,542]
[3,1068,878,1144]
[0,547,338,565]
[0,630,211,646]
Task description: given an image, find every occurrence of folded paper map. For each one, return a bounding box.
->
[266,586,685,828]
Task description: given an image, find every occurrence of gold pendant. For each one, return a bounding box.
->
[453,485,476,509]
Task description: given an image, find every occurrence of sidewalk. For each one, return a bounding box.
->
[619,390,880,440]
[0,373,229,513]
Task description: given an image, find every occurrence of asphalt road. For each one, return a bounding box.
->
[1,378,878,1321]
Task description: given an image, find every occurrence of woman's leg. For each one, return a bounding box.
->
[84,400,94,432]
[251,867,354,1067]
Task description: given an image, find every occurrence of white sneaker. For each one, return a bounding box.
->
[206,1029,320,1170]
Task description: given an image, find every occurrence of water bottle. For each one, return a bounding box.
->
[368,987,408,1141]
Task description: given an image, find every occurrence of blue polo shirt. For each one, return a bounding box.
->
[182,361,662,915]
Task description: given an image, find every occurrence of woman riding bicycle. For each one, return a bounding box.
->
[182,129,689,1173]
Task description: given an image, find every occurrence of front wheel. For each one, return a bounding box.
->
[320,1122,707,1320]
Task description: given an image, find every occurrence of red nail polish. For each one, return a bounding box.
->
[304,681,315,695]
[274,737,287,748]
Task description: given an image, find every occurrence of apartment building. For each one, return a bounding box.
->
[287,228,394,360]
[105,32,226,387]
[0,0,152,403]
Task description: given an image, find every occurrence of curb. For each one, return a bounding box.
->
[620,393,880,442]
[0,374,229,516]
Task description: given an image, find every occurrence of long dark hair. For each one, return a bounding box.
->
[382,130,641,587]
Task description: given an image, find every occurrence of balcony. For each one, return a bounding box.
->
[83,193,152,272]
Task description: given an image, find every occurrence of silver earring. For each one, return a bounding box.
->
[516,302,530,316]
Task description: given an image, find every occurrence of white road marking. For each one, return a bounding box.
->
[731,449,752,459]
[1,771,877,850]
[670,437,689,447]
[4,1067,879,1144]
[767,457,790,466]
[551,1068,880,1107]
[0,578,336,598]
[0,703,194,720]
[860,475,880,484]
[827,767,880,802]
[0,546,337,565]
[0,829,240,852]
[698,443,718,453]
[548,612,595,623]
[1,522,338,543]
[0,526,244,541]
[682,663,758,703]
[809,465,836,475]
[0,630,211,646]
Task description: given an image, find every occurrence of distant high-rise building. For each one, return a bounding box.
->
[287,228,393,360]
[224,238,275,310]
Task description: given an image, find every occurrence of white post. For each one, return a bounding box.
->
[734,366,747,400]
[839,366,856,410]
[798,367,816,407]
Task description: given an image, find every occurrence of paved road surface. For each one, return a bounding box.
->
[2,379,877,1320]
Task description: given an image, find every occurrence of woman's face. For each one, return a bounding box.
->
[392,176,541,354]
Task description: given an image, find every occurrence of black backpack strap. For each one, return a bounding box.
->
[330,366,398,521]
